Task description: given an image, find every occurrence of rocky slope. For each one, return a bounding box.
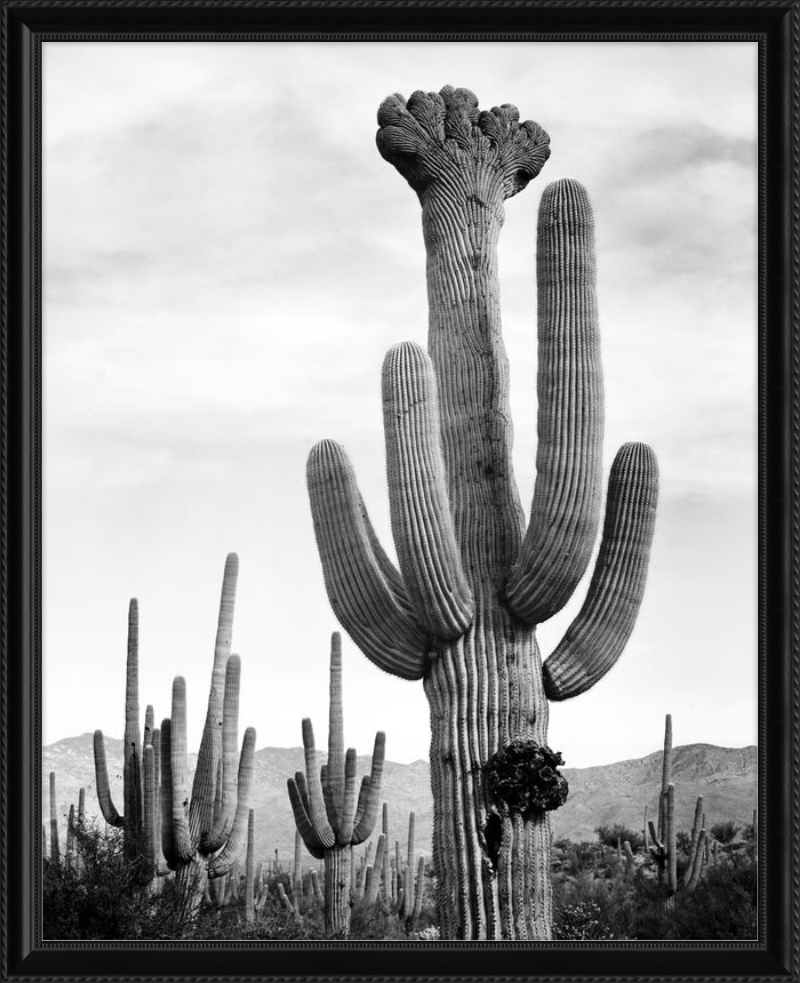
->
[43,734,756,865]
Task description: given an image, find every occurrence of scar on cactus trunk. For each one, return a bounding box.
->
[307,86,659,939]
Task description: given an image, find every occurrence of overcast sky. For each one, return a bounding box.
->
[42,41,757,768]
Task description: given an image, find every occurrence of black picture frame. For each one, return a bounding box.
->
[1,2,795,979]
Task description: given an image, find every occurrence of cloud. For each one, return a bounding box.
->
[42,42,759,762]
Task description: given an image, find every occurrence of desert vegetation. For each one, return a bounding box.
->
[43,86,755,943]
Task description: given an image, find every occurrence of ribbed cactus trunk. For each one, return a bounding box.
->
[323,845,352,934]
[426,634,550,937]
[308,86,658,939]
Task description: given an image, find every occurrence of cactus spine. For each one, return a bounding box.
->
[307,86,658,939]
[286,632,385,936]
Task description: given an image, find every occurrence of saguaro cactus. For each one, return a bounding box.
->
[93,599,145,860]
[161,666,255,915]
[158,554,256,915]
[48,771,60,863]
[307,86,658,940]
[287,632,385,936]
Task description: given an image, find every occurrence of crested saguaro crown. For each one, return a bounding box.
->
[307,86,659,940]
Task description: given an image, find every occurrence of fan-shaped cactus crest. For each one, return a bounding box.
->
[307,86,658,940]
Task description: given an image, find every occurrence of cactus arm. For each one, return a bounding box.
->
[506,181,604,626]
[383,823,391,902]
[337,749,359,847]
[287,777,326,860]
[410,855,425,931]
[65,805,75,865]
[169,677,195,863]
[542,442,659,700]
[382,342,474,639]
[123,599,143,857]
[142,744,156,876]
[686,828,707,892]
[658,715,673,840]
[293,829,303,892]
[159,718,178,869]
[307,440,429,680]
[682,794,704,888]
[320,764,336,826]
[648,819,663,853]
[403,811,417,917]
[352,777,370,831]
[143,704,154,757]
[301,719,336,848]
[48,771,60,862]
[294,770,314,825]
[203,655,241,852]
[327,634,346,827]
[277,881,294,912]
[208,727,256,878]
[244,809,256,924]
[352,732,386,845]
[149,728,161,869]
[93,730,124,828]
[311,867,325,906]
[190,553,239,844]
[666,783,677,899]
[364,835,386,904]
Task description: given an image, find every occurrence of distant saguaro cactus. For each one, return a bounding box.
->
[48,771,60,863]
[93,599,146,860]
[647,714,707,905]
[307,86,658,939]
[286,632,385,936]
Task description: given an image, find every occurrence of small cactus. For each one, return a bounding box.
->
[286,632,385,936]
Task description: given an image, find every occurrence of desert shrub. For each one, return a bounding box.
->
[43,821,187,940]
[595,823,643,852]
[626,853,756,941]
[553,870,635,940]
[553,900,619,941]
[710,821,740,845]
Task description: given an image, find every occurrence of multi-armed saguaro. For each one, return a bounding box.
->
[307,86,658,940]
[159,553,256,913]
[286,632,385,936]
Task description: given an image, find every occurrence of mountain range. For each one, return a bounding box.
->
[43,734,757,864]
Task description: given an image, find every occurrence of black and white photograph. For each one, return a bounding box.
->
[39,38,758,943]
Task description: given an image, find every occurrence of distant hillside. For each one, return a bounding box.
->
[43,735,756,864]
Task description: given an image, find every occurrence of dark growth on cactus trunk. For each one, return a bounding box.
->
[486,739,568,815]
